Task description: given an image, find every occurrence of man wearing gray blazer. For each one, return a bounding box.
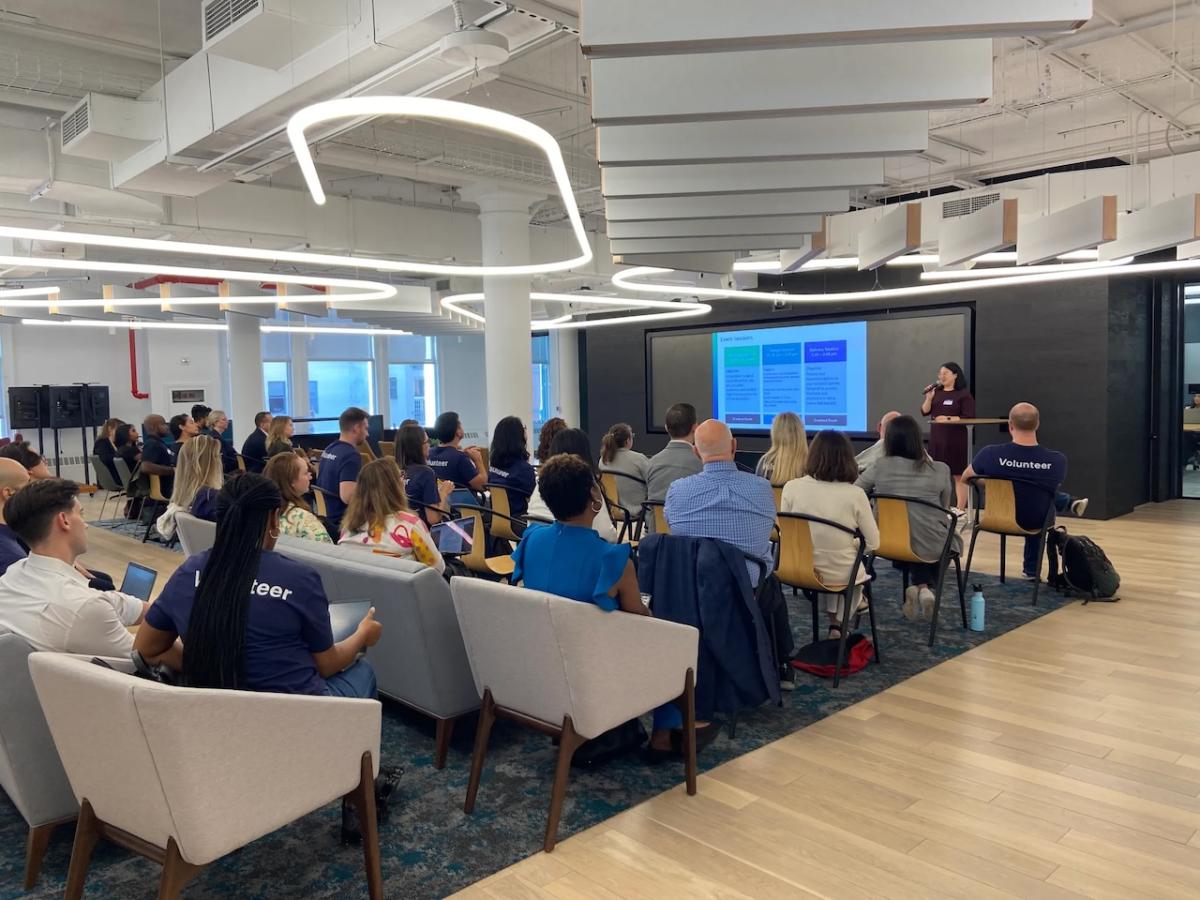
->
[646,403,702,503]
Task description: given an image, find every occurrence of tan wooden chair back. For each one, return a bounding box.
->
[379,441,395,461]
[147,475,169,504]
[312,489,328,518]
[974,478,1040,536]
[775,513,843,592]
[771,485,783,511]
[874,496,934,564]
[236,454,247,473]
[641,501,670,535]
[487,486,524,543]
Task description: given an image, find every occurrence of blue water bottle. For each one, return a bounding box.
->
[969,584,986,632]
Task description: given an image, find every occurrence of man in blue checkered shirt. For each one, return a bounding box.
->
[664,419,777,585]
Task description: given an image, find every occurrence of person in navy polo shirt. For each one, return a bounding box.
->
[134,473,381,697]
[487,415,536,517]
[0,458,31,575]
[964,402,1088,580]
[315,407,369,534]
[139,414,176,497]
[429,410,487,491]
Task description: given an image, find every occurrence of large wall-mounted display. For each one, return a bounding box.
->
[648,308,970,436]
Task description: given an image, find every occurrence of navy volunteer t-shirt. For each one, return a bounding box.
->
[403,463,440,519]
[970,442,1067,531]
[488,458,536,517]
[146,548,334,695]
[140,435,175,496]
[428,444,479,487]
[315,440,362,527]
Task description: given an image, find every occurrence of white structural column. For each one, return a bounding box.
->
[460,183,544,431]
[554,329,580,426]
[225,310,266,447]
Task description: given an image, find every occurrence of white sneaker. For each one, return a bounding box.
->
[918,587,936,620]
[903,585,919,621]
[1070,498,1089,517]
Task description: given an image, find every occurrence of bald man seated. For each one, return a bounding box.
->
[856,410,902,474]
[0,457,31,575]
[963,402,1088,580]
[663,419,777,585]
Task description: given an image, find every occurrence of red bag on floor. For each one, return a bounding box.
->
[790,635,874,679]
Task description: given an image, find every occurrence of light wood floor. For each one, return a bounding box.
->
[455,501,1200,900]
[79,495,183,602]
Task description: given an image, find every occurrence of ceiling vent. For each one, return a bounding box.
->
[59,93,161,162]
[202,0,349,70]
[941,192,1000,220]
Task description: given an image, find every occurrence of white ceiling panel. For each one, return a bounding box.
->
[607,215,823,239]
[596,111,929,166]
[609,234,815,254]
[601,159,884,199]
[581,0,1089,55]
[590,40,993,125]
[604,190,850,221]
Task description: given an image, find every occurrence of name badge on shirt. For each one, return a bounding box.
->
[943,399,954,406]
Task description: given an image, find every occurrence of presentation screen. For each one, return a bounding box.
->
[647,307,970,437]
[712,321,868,431]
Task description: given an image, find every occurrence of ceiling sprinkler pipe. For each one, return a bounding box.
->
[129,330,149,399]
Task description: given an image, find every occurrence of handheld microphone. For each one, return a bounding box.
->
[923,381,940,393]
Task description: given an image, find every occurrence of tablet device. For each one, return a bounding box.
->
[120,562,157,602]
[329,600,372,643]
[430,516,475,556]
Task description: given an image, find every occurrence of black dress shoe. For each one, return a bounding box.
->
[670,721,723,755]
[641,745,676,766]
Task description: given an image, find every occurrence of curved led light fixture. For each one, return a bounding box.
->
[19,319,415,336]
[613,255,1195,304]
[918,258,1132,280]
[441,291,711,330]
[0,254,394,305]
[286,97,592,276]
[0,286,60,299]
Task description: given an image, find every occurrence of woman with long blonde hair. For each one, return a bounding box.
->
[156,434,223,538]
[755,411,808,486]
[339,457,444,573]
[266,415,297,457]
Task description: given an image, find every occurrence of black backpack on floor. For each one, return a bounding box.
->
[1046,526,1120,602]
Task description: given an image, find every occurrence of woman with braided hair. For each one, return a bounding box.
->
[133,473,381,697]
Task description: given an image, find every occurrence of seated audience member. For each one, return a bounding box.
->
[536,417,567,464]
[266,415,299,458]
[241,411,273,473]
[527,429,619,541]
[962,402,1088,580]
[429,410,486,491]
[156,435,223,539]
[203,410,239,473]
[169,413,200,449]
[396,423,452,524]
[264,452,332,544]
[315,406,369,534]
[755,411,809,487]
[134,474,380,696]
[140,414,176,496]
[92,417,124,483]
[339,457,445,574]
[0,458,31,574]
[488,416,536,517]
[190,404,212,431]
[0,479,170,660]
[512,454,716,758]
[780,431,880,638]
[114,423,141,470]
[856,415,958,620]
[646,402,702,503]
[665,420,776,584]
[599,422,650,511]
[398,418,419,428]
[855,410,902,473]
[0,441,51,480]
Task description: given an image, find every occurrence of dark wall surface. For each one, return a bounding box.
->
[582,266,1158,519]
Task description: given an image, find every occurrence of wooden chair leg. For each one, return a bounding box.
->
[832,590,852,689]
[999,534,1006,582]
[954,556,967,627]
[543,716,585,853]
[434,716,457,770]
[24,819,66,889]
[963,527,980,594]
[157,837,205,900]
[64,800,101,900]
[680,668,697,796]
[343,753,383,900]
[464,689,497,814]
[863,583,880,663]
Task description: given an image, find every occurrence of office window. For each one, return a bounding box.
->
[531,334,551,429]
[262,361,290,415]
[308,360,373,417]
[388,335,438,427]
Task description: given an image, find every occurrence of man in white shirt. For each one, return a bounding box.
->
[855,410,901,474]
[0,478,171,661]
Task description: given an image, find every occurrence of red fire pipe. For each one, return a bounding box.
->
[129,330,149,399]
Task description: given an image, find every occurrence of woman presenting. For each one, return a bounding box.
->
[921,361,974,509]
